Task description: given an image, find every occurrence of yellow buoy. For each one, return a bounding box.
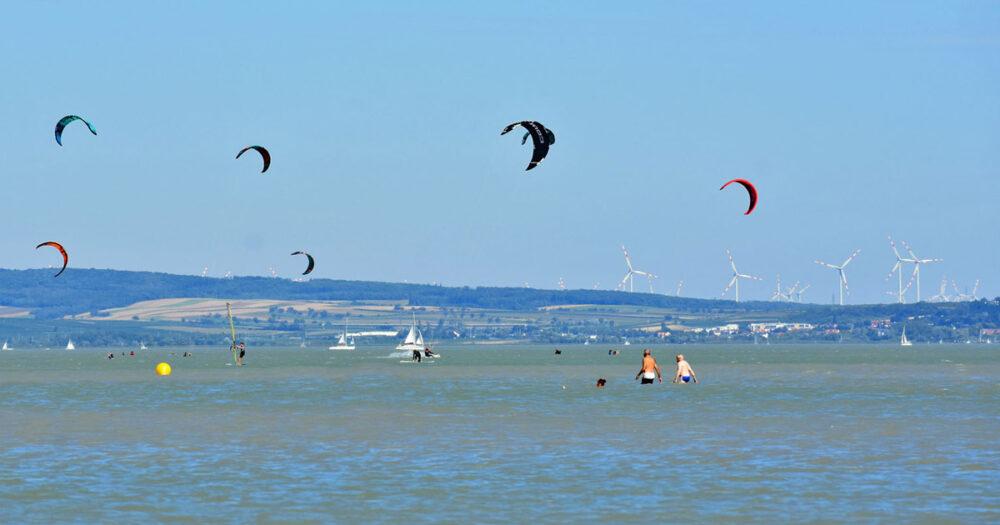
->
[155,362,172,376]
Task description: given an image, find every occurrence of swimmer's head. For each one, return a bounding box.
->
[596,378,606,388]
[676,354,684,362]
[643,349,651,357]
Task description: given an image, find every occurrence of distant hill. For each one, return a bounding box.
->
[0,268,798,319]
[0,269,997,347]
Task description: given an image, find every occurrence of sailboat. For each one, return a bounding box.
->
[1,341,10,351]
[66,339,76,351]
[394,315,437,358]
[329,318,356,351]
[139,342,148,351]
[900,327,913,347]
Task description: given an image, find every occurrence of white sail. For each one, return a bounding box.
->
[66,340,75,351]
[139,342,148,350]
[1,341,8,351]
[900,327,912,347]
[416,331,425,347]
[329,319,355,350]
[403,325,418,345]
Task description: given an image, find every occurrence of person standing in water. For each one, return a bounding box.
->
[236,342,246,366]
[635,349,662,384]
[673,354,698,384]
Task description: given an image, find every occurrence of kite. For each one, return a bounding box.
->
[54,115,97,146]
[501,121,553,171]
[236,145,271,173]
[290,251,315,275]
[35,241,69,277]
[719,178,758,215]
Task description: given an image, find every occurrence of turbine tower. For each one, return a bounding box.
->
[770,274,790,301]
[722,249,761,302]
[815,249,861,306]
[902,241,942,302]
[676,280,684,297]
[795,284,810,303]
[617,245,657,293]
[886,236,916,304]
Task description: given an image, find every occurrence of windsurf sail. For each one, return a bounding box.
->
[226,302,240,365]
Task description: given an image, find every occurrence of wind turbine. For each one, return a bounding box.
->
[886,236,916,304]
[795,284,810,303]
[929,276,951,302]
[721,249,761,302]
[676,280,684,297]
[784,280,801,302]
[901,241,942,302]
[617,245,657,293]
[771,274,790,301]
[201,266,209,277]
[952,279,980,302]
[558,277,566,290]
[815,249,861,306]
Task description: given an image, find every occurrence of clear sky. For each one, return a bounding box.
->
[1,1,997,303]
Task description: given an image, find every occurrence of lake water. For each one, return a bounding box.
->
[1,344,998,523]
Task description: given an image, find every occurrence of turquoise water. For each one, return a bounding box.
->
[1,344,998,523]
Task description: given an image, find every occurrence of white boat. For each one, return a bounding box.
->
[395,323,425,353]
[900,327,913,347]
[329,319,356,351]
[66,340,76,351]
[393,316,438,358]
[139,342,148,351]
[623,339,631,346]
[1,341,9,351]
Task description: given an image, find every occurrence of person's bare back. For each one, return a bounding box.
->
[674,354,697,384]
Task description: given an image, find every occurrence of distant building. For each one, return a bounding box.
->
[749,322,815,334]
[870,318,892,330]
[692,323,740,336]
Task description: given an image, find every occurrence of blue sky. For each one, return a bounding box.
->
[1,1,997,303]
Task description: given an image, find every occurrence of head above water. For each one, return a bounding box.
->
[643,349,651,357]
[676,354,685,362]
[596,378,606,388]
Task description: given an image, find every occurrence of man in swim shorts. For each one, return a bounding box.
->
[635,349,662,384]
[673,354,697,384]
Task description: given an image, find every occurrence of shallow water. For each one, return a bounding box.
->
[1,344,998,523]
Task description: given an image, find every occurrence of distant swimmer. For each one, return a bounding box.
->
[423,347,437,358]
[634,349,662,384]
[596,378,607,388]
[554,349,562,355]
[107,352,114,360]
[236,342,246,366]
[412,349,422,363]
[673,354,698,384]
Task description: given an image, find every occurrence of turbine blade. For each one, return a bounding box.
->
[841,249,861,267]
[722,276,737,295]
[886,261,900,280]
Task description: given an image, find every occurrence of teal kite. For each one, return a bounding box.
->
[54,115,97,146]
